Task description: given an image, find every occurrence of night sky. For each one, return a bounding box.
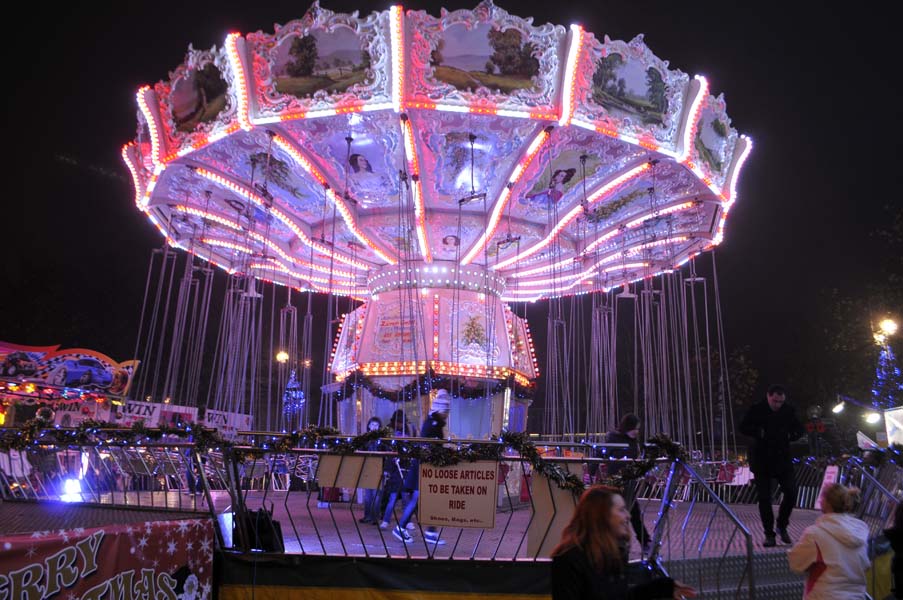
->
[4,2,899,414]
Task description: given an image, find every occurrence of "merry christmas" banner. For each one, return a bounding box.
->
[0,518,214,600]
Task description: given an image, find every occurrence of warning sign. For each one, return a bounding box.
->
[418,461,499,528]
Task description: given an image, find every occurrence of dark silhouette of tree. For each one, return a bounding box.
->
[359,50,371,71]
[592,53,624,95]
[195,63,227,100]
[430,39,445,67]
[518,42,539,76]
[728,346,759,408]
[286,34,318,77]
[487,28,523,75]
[711,118,728,138]
[645,67,667,113]
[485,60,495,74]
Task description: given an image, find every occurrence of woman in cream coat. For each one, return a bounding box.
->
[788,483,870,599]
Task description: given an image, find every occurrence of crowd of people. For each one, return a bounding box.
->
[359,384,897,598]
[356,388,451,546]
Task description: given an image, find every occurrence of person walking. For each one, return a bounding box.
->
[358,416,383,524]
[379,410,416,529]
[391,389,451,545]
[605,414,652,553]
[788,483,869,599]
[739,384,805,547]
[551,485,696,599]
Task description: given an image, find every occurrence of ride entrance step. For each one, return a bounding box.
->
[661,551,803,599]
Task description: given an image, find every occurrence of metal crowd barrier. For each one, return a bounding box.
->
[0,442,211,511]
[652,460,756,600]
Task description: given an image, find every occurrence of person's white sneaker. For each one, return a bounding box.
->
[424,530,446,545]
[392,525,413,543]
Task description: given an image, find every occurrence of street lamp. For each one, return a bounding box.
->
[865,412,883,425]
[875,317,898,345]
[276,350,290,363]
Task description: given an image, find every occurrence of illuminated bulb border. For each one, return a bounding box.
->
[400,117,431,261]
[558,24,584,127]
[492,162,651,271]
[226,33,252,129]
[390,6,405,113]
[195,167,369,269]
[272,135,396,264]
[121,144,144,207]
[460,128,550,265]
[136,86,163,167]
[678,76,709,164]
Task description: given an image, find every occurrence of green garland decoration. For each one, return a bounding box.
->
[0,421,683,496]
[0,418,226,452]
[599,433,689,489]
[325,368,536,404]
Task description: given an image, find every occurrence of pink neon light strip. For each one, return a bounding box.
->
[194,167,369,269]
[723,136,753,205]
[401,118,431,262]
[390,6,405,113]
[225,33,252,130]
[460,128,550,265]
[272,135,396,265]
[679,75,709,164]
[558,25,584,127]
[173,205,356,279]
[492,162,652,271]
[249,261,359,286]
[433,294,440,359]
[200,221,354,283]
[121,144,145,207]
[136,86,162,167]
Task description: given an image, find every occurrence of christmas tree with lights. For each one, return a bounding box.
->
[283,369,305,423]
[872,318,903,410]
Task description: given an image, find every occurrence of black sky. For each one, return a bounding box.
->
[3,2,899,407]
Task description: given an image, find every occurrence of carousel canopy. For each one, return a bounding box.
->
[123,1,750,302]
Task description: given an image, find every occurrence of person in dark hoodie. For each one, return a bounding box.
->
[739,384,805,547]
[605,414,652,553]
[391,389,450,545]
[788,483,869,599]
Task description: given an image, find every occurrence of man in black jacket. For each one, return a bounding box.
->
[605,414,652,553]
[739,384,805,547]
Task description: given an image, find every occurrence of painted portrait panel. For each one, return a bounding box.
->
[274,27,373,98]
[431,23,539,94]
[591,53,668,126]
[171,64,228,132]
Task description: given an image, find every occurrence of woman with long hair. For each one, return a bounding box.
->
[551,486,695,599]
[788,483,869,599]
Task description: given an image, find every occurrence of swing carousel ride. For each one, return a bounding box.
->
[122,2,750,448]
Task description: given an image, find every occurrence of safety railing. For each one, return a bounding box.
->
[218,442,657,560]
[650,459,756,600]
[3,432,771,594]
[0,442,213,510]
[840,457,899,537]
